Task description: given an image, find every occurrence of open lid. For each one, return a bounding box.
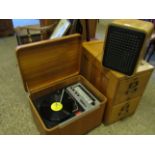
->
[16,34,81,93]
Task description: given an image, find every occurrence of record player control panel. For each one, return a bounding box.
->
[66,83,100,111]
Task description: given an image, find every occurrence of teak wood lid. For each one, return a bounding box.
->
[16,34,81,93]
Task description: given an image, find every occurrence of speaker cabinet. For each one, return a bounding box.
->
[102,19,153,76]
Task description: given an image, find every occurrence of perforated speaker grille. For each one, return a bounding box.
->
[102,25,145,76]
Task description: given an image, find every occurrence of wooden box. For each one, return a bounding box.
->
[81,40,154,124]
[104,96,141,124]
[16,34,107,134]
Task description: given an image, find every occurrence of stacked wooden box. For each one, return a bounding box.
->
[81,40,154,124]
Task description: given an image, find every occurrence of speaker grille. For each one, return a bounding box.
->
[102,25,145,75]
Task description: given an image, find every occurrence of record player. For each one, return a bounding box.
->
[16,34,107,134]
[33,82,100,129]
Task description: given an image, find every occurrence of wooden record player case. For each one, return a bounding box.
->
[16,34,107,134]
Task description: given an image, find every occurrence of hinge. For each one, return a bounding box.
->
[25,83,31,95]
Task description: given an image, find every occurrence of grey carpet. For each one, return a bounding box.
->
[0,21,155,134]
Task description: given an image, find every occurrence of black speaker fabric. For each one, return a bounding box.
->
[102,25,145,76]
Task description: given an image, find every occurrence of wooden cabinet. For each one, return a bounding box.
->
[112,70,152,105]
[81,40,154,124]
[104,96,141,124]
[0,19,14,37]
